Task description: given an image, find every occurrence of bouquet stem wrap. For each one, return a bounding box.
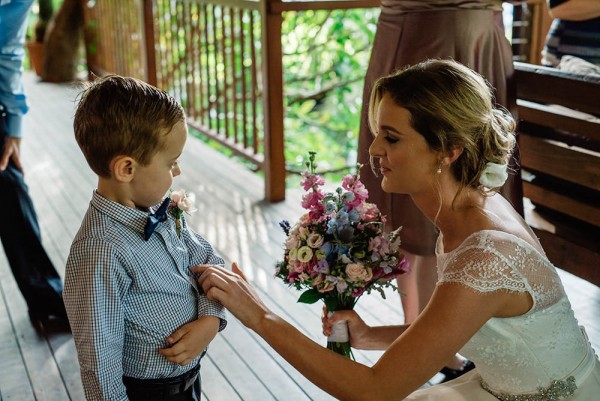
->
[325,295,355,359]
[327,311,354,359]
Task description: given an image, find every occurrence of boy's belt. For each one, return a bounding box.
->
[123,364,200,399]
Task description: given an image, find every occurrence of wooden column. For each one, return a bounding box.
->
[261,0,286,202]
[142,0,157,86]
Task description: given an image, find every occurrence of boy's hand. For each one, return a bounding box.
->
[159,315,220,366]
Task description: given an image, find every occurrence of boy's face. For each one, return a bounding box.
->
[130,120,187,208]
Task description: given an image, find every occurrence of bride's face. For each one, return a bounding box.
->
[369,95,440,196]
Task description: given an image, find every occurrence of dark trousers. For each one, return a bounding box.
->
[124,367,202,401]
[0,104,66,319]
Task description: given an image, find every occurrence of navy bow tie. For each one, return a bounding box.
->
[144,198,171,241]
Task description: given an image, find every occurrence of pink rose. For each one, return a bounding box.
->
[345,263,371,282]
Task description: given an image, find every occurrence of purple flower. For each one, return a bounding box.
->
[316,259,330,274]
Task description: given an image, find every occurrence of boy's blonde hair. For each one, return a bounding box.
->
[368,59,516,194]
[74,75,185,177]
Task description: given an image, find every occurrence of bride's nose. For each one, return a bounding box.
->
[369,134,384,158]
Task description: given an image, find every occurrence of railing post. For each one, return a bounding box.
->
[142,0,157,86]
[261,0,286,202]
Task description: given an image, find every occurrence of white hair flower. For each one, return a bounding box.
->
[479,162,508,188]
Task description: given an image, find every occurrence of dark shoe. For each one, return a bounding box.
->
[439,360,475,383]
[28,310,71,334]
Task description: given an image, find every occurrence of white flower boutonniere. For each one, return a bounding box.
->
[168,189,198,238]
[479,162,508,189]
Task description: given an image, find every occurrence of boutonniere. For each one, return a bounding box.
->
[168,189,197,238]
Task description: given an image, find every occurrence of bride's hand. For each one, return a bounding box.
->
[192,262,269,330]
[322,306,372,349]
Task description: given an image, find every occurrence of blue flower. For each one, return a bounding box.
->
[336,210,349,225]
[320,242,333,255]
[279,220,291,236]
[325,200,337,214]
[348,209,360,223]
[342,191,355,203]
[327,219,337,234]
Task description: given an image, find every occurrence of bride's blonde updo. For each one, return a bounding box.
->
[368,59,516,193]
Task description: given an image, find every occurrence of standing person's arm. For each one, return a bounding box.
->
[549,0,600,21]
[0,0,33,171]
[194,264,513,401]
[64,239,131,401]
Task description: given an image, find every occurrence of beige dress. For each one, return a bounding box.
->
[358,0,516,255]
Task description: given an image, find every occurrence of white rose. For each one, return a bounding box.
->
[315,250,327,260]
[286,235,300,250]
[297,246,314,263]
[178,193,197,213]
[288,248,298,261]
[298,227,310,240]
[306,233,324,249]
[479,162,508,188]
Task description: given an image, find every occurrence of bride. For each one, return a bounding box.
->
[192,59,600,400]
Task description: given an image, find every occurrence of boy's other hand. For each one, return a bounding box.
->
[159,315,220,365]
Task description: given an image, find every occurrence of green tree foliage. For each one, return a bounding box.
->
[282,9,379,178]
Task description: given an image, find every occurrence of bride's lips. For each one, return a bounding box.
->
[380,165,391,175]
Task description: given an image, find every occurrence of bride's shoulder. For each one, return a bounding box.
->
[443,196,540,254]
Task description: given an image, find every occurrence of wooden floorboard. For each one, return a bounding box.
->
[0,72,598,400]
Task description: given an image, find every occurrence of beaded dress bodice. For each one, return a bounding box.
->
[437,230,593,396]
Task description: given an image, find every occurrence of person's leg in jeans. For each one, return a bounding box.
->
[0,109,67,326]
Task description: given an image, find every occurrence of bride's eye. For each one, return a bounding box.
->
[384,136,399,144]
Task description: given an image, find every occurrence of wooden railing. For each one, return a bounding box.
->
[83,0,378,202]
[514,62,600,284]
[82,0,545,202]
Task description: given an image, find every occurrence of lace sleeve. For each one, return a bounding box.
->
[438,245,529,294]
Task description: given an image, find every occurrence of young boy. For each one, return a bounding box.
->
[64,75,226,401]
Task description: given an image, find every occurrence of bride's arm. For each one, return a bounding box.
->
[196,264,511,401]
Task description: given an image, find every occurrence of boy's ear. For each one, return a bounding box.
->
[111,155,136,183]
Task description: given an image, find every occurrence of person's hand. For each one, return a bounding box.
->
[322,307,372,349]
[159,316,220,366]
[0,136,22,172]
[193,262,269,331]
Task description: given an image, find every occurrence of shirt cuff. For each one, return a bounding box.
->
[199,301,228,332]
[6,113,22,137]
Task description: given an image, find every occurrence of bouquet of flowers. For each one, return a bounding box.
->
[275,152,409,359]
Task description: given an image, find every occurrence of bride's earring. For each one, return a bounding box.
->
[436,162,442,174]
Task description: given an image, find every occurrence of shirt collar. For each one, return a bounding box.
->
[90,190,167,237]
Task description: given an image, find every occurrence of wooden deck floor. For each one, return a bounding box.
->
[1,73,599,401]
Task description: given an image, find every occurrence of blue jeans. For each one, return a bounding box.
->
[0,103,66,319]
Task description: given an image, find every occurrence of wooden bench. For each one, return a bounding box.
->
[514,62,600,286]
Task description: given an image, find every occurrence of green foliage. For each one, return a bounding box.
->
[282,9,379,182]
[186,7,379,188]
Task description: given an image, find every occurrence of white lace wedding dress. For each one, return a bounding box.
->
[407,230,600,400]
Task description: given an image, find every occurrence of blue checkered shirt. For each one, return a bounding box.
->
[64,191,227,401]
